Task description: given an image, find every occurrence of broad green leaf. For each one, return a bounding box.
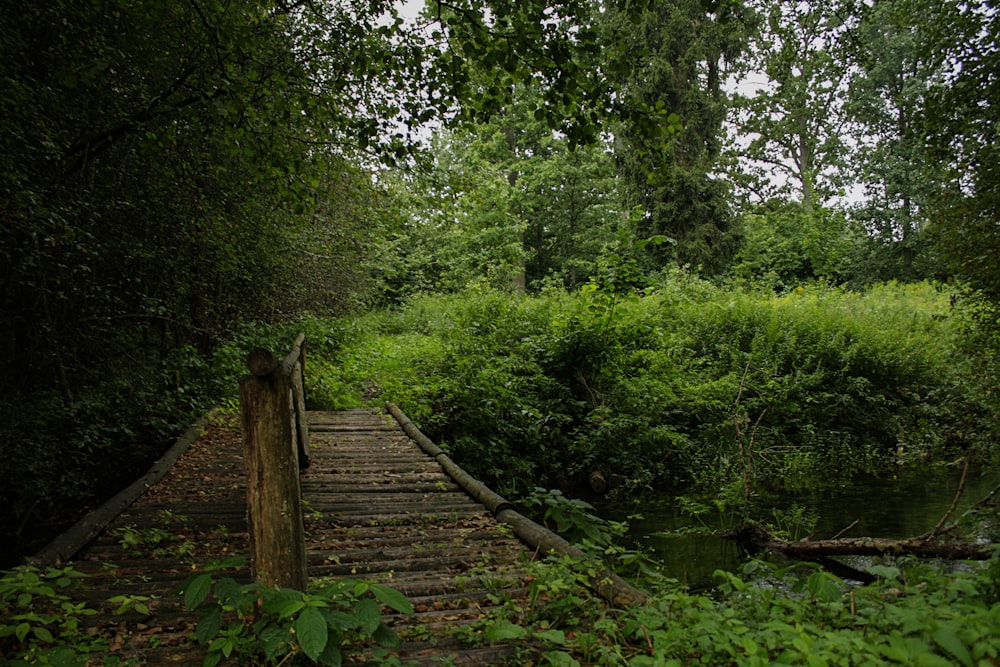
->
[485,621,528,641]
[262,589,303,616]
[323,609,358,631]
[542,651,580,667]
[182,573,212,610]
[278,598,307,619]
[317,641,343,667]
[195,606,222,644]
[868,565,901,581]
[535,629,567,645]
[296,606,329,661]
[372,623,401,648]
[370,585,414,614]
[260,625,290,662]
[354,597,381,635]
[932,628,973,667]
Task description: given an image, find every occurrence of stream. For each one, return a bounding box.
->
[596,465,999,589]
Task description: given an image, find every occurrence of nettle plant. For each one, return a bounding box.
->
[181,572,414,666]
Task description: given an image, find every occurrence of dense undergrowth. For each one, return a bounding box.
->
[306,277,998,500]
[478,548,1000,666]
[3,278,998,665]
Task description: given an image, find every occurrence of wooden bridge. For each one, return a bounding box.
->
[28,337,645,665]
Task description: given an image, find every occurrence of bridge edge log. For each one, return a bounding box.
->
[27,410,218,568]
[385,402,649,607]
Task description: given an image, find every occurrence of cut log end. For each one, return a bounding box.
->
[246,348,278,376]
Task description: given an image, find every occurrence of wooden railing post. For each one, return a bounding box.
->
[240,339,308,590]
[290,336,310,470]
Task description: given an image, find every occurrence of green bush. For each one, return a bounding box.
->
[310,280,997,498]
[181,571,413,667]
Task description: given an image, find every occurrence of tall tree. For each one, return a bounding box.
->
[844,0,942,280]
[466,86,622,291]
[727,0,852,213]
[607,0,750,274]
[379,102,621,300]
[378,130,526,298]
[906,0,1000,303]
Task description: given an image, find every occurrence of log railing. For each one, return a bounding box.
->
[239,333,310,590]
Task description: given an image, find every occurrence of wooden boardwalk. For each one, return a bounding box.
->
[63,408,542,665]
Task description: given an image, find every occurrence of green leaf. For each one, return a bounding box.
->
[323,609,358,631]
[276,599,307,620]
[354,597,381,635]
[295,605,329,661]
[485,621,528,641]
[183,573,213,610]
[542,650,580,667]
[260,625,291,661]
[932,628,973,667]
[196,606,223,645]
[868,565,901,581]
[369,585,414,614]
[317,640,343,667]
[372,623,401,648]
[535,629,567,645]
[32,625,54,643]
[262,588,302,615]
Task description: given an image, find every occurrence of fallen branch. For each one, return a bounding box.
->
[928,458,970,539]
[756,535,992,561]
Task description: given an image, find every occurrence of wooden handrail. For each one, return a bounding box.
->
[240,333,309,590]
[387,403,649,607]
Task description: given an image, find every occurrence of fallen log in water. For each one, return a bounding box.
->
[756,535,993,561]
[741,466,998,564]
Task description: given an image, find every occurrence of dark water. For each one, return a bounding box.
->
[596,465,999,589]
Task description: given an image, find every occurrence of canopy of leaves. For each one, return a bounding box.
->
[907,0,1000,304]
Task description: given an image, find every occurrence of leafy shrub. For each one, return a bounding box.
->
[181,571,413,666]
[309,280,997,498]
[468,547,1000,666]
[0,566,103,665]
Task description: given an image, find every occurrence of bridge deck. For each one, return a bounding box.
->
[65,408,541,665]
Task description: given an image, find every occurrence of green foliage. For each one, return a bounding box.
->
[0,566,103,665]
[905,0,1000,308]
[111,511,195,562]
[471,550,1000,666]
[525,489,621,547]
[313,279,997,499]
[728,205,857,290]
[768,503,820,542]
[180,572,413,667]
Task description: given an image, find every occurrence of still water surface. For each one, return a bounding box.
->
[596,465,999,589]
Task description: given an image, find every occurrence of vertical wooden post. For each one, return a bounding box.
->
[291,356,310,470]
[240,347,308,591]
